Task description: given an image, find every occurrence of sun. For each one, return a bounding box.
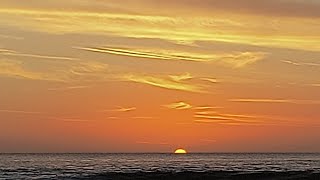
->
[174,148,187,154]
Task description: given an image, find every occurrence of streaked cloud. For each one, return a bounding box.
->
[195,111,218,115]
[107,117,120,120]
[0,59,64,82]
[122,74,204,93]
[200,78,220,84]
[132,117,156,120]
[281,60,320,67]
[136,141,169,145]
[100,0,320,18]
[193,106,224,110]
[230,99,292,103]
[194,115,238,121]
[1,49,78,61]
[48,85,90,91]
[164,102,192,110]
[194,109,262,125]
[48,117,91,122]
[230,98,320,105]
[169,73,193,82]
[107,107,137,112]
[79,46,266,68]
[1,7,319,51]
[0,34,23,40]
[0,58,111,82]
[0,109,43,114]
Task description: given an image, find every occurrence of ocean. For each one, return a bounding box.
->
[0,153,320,179]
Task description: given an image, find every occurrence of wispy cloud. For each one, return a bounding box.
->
[136,141,169,145]
[230,99,291,103]
[106,107,137,112]
[230,98,320,105]
[164,102,192,110]
[169,73,193,82]
[310,84,320,87]
[122,74,204,93]
[193,106,224,110]
[0,58,112,82]
[78,46,266,68]
[48,117,91,122]
[132,116,156,119]
[0,34,23,40]
[0,8,319,51]
[107,117,120,120]
[1,48,78,61]
[200,78,220,83]
[48,85,90,91]
[281,60,320,67]
[0,109,43,114]
[194,110,262,125]
[0,59,64,82]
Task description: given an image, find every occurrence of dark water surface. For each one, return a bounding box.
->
[0,153,320,179]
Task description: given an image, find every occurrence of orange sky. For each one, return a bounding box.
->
[0,0,320,153]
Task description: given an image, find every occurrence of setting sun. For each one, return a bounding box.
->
[174,149,187,154]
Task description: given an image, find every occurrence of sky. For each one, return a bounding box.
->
[0,0,320,153]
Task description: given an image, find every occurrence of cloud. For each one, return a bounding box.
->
[281,60,320,67]
[0,59,64,81]
[195,111,218,115]
[193,106,224,110]
[230,99,291,103]
[1,8,319,51]
[230,98,320,105]
[97,0,320,18]
[2,0,320,18]
[78,46,266,68]
[107,117,120,120]
[0,58,112,82]
[122,74,204,93]
[0,34,23,40]
[48,85,90,91]
[132,117,156,119]
[194,115,261,124]
[107,107,137,112]
[48,117,91,122]
[200,78,220,84]
[136,141,169,145]
[169,73,193,82]
[194,109,262,125]
[1,49,78,61]
[0,109,43,114]
[164,102,192,110]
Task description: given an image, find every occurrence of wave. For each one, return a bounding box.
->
[78,171,320,180]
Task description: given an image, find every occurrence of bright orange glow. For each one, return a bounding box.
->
[0,0,320,153]
[174,148,187,154]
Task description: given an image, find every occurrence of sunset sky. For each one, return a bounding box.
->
[0,0,320,153]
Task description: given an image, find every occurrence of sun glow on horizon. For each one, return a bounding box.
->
[174,148,187,154]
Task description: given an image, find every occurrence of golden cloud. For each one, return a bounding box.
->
[0,58,111,82]
[0,8,319,51]
[281,60,320,67]
[230,98,320,105]
[122,74,205,93]
[164,102,193,110]
[78,46,266,68]
[1,49,78,61]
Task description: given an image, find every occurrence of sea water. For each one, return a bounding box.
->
[0,153,319,179]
